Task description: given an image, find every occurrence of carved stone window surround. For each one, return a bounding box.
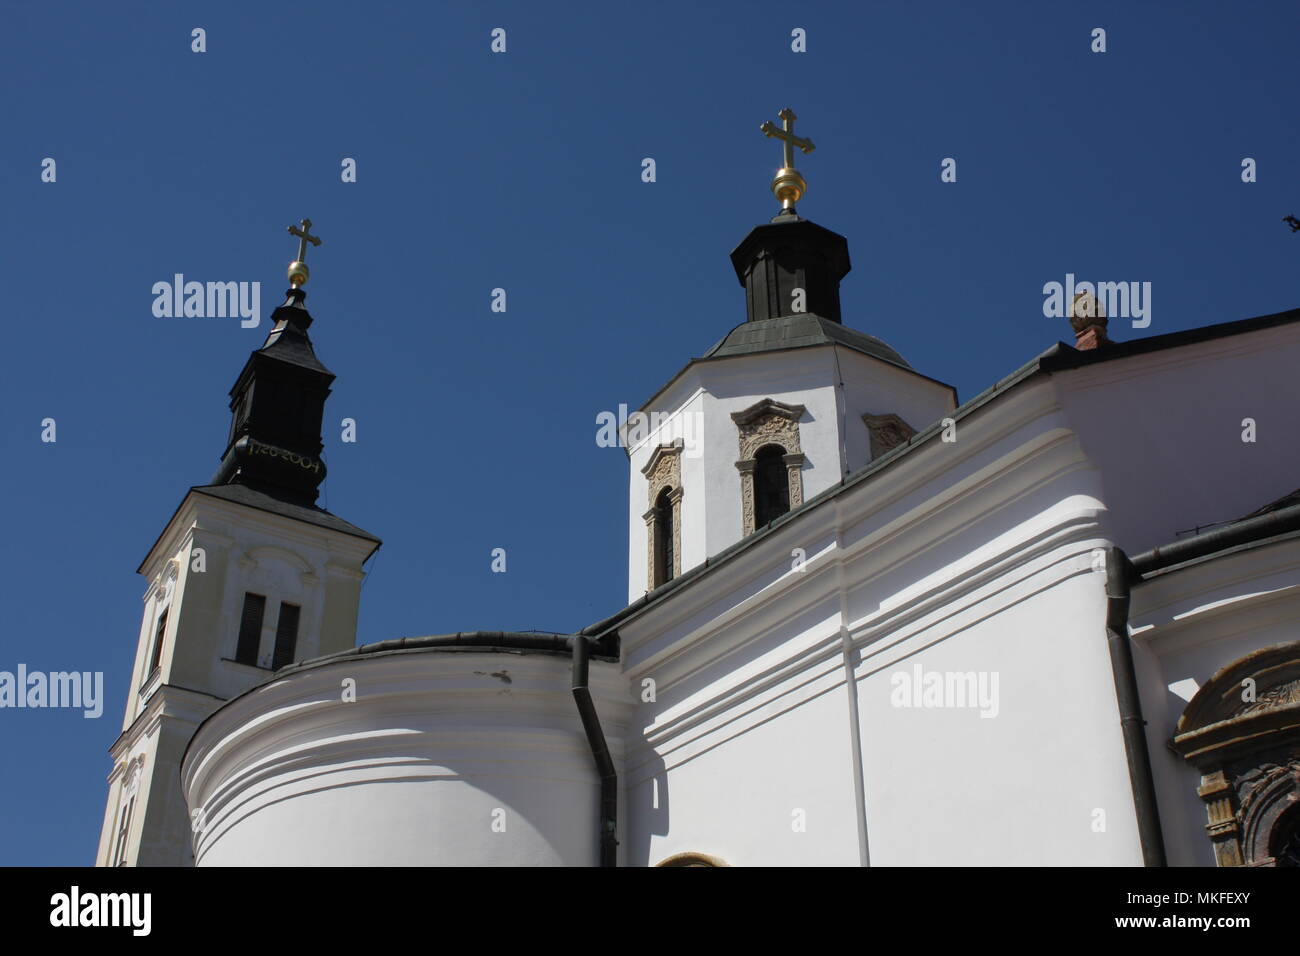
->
[1171,642,1300,867]
[863,411,917,459]
[641,440,683,590]
[732,398,806,535]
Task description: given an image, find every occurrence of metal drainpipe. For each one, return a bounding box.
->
[571,635,618,866]
[1104,547,1167,866]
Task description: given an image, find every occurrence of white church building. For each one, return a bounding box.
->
[97,153,1300,868]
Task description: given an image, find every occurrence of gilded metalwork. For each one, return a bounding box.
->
[760,108,815,210]
[286,218,323,287]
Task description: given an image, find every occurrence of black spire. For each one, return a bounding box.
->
[729,210,851,324]
[211,288,333,505]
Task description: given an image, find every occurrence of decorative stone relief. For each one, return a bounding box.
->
[641,441,683,590]
[122,754,145,796]
[1171,642,1300,866]
[784,453,806,510]
[733,399,805,461]
[863,412,917,459]
[731,398,806,536]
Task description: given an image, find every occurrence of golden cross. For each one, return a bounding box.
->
[285,218,323,287]
[760,108,815,170]
[288,218,322,263]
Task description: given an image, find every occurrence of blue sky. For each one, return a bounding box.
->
[1,1,1296,864]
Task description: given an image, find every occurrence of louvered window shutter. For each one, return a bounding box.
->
[235,593,266,665]
[271,603,300,670]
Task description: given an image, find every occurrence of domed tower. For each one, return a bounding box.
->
[624,109,957,601]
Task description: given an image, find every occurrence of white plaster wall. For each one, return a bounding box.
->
[183,650,631,867]
[617,379,1146,865]
[631,665,862,867]
[697,353,840,556]
[1058,323,1300,554]
[852,550,1138,865]
[614,316,1300,866]
[132,493,375,711]
[626,381,704,601]
[836,348,957,472]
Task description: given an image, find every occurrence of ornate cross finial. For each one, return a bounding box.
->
[759,108,816,212]
[286,218,323,288]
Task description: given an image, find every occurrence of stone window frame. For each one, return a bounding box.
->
[863,411,917,460]
[732,398,806,536]
[109,754,146,867]
[641,440,683,591]
[1170,641,1300,867]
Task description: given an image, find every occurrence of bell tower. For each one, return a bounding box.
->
[95,222,381,866]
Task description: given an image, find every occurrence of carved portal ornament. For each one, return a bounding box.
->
[863,411,916,460]
[641,440,683,591]
[1171,641,1300,867]
[732,398,806,536]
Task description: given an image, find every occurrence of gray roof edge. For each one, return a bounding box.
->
[191,484,382,545]
[635,335,957,421]
[181,631,619,775]
[702,314,912,369]
[138,484,382,573]
[1040,306,1300,373]
[275,631,619,679]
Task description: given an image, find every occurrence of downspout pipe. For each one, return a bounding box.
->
[1104,546,1167,866]
[571,635,618,867]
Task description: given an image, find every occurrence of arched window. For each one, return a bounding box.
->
[653,487,674,587]
[1270,804,1300,867]
[753,445,790,529]
[732,398,805,536]
[642,442,683,591]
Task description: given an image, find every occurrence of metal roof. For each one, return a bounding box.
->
[703,313,912,370]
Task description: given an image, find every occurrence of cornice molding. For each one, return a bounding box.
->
[620,411,1082,660]
[730,397,806,428]
[640,438,684,478]
[634,522,1106,757]
[141,490,376,580]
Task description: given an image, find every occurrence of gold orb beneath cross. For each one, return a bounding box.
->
[771,167,807,209]
[287,260,310,287]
